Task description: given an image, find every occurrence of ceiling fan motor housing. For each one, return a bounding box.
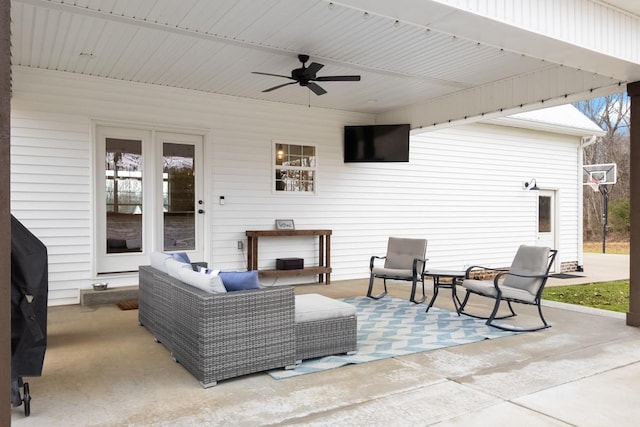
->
[292,68,311,84]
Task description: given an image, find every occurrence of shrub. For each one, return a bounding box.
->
[609,197,630,234]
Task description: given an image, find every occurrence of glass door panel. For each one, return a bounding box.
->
[106,138,143,254]
[96,126,152,274]
[156,132,204,262]
[538,195,551,233]
[163,143,195,251]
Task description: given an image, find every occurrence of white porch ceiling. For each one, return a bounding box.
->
[605,0,640,17]
[11,0,640,123]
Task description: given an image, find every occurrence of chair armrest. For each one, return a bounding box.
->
[465,265,507,278]
[370,255,387,271]
[494,270,549,281]
[413,257,428,276]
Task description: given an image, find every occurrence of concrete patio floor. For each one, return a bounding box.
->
[11,254,638,426]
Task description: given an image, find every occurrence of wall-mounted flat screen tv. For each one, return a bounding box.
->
[344,124,410,162]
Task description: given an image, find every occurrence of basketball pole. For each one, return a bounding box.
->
[599,184,609,254]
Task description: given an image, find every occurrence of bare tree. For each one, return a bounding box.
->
[574,93,630,241]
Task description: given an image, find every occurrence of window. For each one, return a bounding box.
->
[274,142,316,193]
[538,195,552,233]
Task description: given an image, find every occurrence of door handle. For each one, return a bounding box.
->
[198,209,205,214]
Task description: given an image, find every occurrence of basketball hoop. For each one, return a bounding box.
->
[587,179,601,192]
[583,163,616,190]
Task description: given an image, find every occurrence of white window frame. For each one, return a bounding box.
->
[272,140,317,194]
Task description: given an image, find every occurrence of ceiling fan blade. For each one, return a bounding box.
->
[252,71,294,80]
[315,75,361,82]
[307,82,327,96]
[262,81,297,93]
[303,62,324,78]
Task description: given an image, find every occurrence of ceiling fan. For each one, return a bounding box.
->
[252,54,361,96]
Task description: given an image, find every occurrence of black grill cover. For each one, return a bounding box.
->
[11,215,48,378]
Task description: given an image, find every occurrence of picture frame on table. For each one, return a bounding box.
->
[275,219,295,230]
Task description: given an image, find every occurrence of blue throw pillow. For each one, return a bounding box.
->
[170,252,191,264]
[219,271,261,292]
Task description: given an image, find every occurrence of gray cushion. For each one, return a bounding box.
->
[372,267,413,280]
[295,294,356,323]
[383,237,427,270]
[461,245,551,302]
[503,245,550,294]
[462,279,536,303]
[126,238,141,249]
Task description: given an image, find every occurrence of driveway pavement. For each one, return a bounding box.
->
[547,252,630,287]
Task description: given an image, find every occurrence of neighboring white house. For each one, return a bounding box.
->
[10,67,604,306]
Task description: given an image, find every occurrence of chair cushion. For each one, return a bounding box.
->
[371,267,413,280]
[461,279,499,298]
[126,239,141,249]
[461,279,536,303]
[383,237,426,270]
[500,285,537,303]
[504,245,550,294]
[294,294,356,323]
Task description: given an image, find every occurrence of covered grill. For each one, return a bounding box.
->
[10,215,48,417]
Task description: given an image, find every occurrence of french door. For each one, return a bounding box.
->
[96,126,204,274]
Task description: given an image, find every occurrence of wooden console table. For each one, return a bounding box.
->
[245,229,332,284]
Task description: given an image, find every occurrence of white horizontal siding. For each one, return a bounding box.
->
[11,110,92,305]
[410,123,579,270]
[12,67,581,304]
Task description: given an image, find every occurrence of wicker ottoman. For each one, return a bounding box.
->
[294,294,358,361]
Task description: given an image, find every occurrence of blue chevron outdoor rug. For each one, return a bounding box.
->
[268,296,517,379]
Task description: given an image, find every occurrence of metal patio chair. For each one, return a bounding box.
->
[458,245,558,332]
[366,237,428,304]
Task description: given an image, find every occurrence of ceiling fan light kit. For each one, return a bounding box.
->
[252,54,361,96]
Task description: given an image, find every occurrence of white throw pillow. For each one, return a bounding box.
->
[178,268,227,293]
[165,257,192,279]
[150,252,172,273]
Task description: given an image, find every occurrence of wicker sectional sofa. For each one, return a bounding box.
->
[138,265,296,388]
[139,252,358,387]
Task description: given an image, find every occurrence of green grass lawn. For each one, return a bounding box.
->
[543,240,631,312]
[543,280,629,313]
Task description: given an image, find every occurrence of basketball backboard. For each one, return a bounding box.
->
[583,163,616,191]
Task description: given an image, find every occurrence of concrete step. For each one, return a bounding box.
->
[80,285,138,306]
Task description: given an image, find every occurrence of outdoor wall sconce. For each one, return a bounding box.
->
[523,178,540,191]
